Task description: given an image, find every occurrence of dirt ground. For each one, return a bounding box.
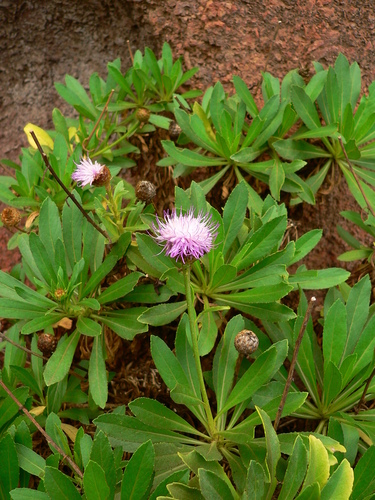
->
[1,0,375,411]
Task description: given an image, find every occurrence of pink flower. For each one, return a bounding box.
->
[151,208,219,263]
[71,157,110,187]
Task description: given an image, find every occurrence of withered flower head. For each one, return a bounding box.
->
[234,330,259,359]
[1,207,21,227]
[135,180,157,203]
[135,107,151,123]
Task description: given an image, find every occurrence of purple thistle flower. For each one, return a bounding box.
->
[71,157,110,187]
[151,208,219,263]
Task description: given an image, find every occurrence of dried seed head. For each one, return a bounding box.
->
[37,333,57,356]
[54,288,67,300]
[169,121,182,140]
[234,330,259,359]
[135,107,151,123]
[92,165,111,187]
[1,207,21,227]
[135,180,156,203]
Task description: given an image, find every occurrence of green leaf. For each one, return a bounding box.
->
[321,459,353,500]
[10,490,50,500]
[217,340,287,415]
[0,433,19,499]
[15,443,46,477]
[242,461,266,499]
[322,361,342,408]
[342,275,371,360]
[274,138,331,160]
[89,335,108,409]
[62,193,84,271]
[303,435,330,490]
[295,482,321,500]
[291,85,321,129]
[212,315,243,414]
[89,431,116,500]
[233,75,258,118]
[162,140,226,167]
[29,232,57,285]
[150,335,194,395]
[21,313,64,335]
[77,316,102,337]
[199,469,235,499]
[44,330,81,386]
[323,299,347,370]
[44,466,81,500]
[129,398,202,436]
[138,301,187,326]
[0,387,29,430]
[352,446,375,499]
[167,483,204,499]
[39,198,63,265]
[94,413,196,452]
[222,182,248,255]
[83,461,110,500]
[289,268,350,289]
[279,436,308,500]
[257,406,280,488]
[98,272,144,304]
[96,308,148,340]
[121,440,154,500]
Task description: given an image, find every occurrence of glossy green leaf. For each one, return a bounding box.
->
[15,443,45,477]
[89,335,107,409]
[323,299,347,370]
[291,85,321,129]
[98,272,143,304]
[83,460,110,500]
[321,459,353,500]
[199,469,235,500]
[279,436,308,500]
[89,431,116,500]
[44,466,81,500]
[44,330,81,386]
[121,440,154,500]
[352,446,375,499]
[10,490,50,500]
[96,308,148,340]
[77,316,102,337]
[303,435,330,490]
[0,433,19,500]
[138,301,187,326]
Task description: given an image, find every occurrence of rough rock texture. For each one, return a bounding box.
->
[1,0,375,272]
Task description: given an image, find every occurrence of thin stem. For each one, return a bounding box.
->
[127,40,134,64]
[0,379,83,478]
[183,264,216,437]
[30,131,108,241]
[82,89,114,153]
[338,136,375,218]
[91,121,140,158]
[274,296,316,431]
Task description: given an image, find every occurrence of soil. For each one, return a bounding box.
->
[1,0,375,450]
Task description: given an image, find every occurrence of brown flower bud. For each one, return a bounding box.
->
[135,180,156,203]
[92,165,111,187]
[169,121,182,140]
[234,330,259,359]
[1,207,21,227]
[135,107,151,123]
[37,333,58,356]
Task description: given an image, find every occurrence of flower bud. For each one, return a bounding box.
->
[169,121,182,140]
[135,107,151,123]
[1,207,21,227]
[135,180,156,203]
[234,330,259,359]
[37,333,57,356]
[54,288,67,300]
[92,165,111,187]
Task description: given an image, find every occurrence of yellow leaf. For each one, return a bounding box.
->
[30,406,46,416]
[61,423,79,443]
[24,123,54,150]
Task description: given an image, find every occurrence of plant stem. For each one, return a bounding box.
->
[30,131,108,241]
[274,296,316,431]
[183,264,216,437]
[82,89,114,154]
[92,121,140,158]
[0,379,83,478]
